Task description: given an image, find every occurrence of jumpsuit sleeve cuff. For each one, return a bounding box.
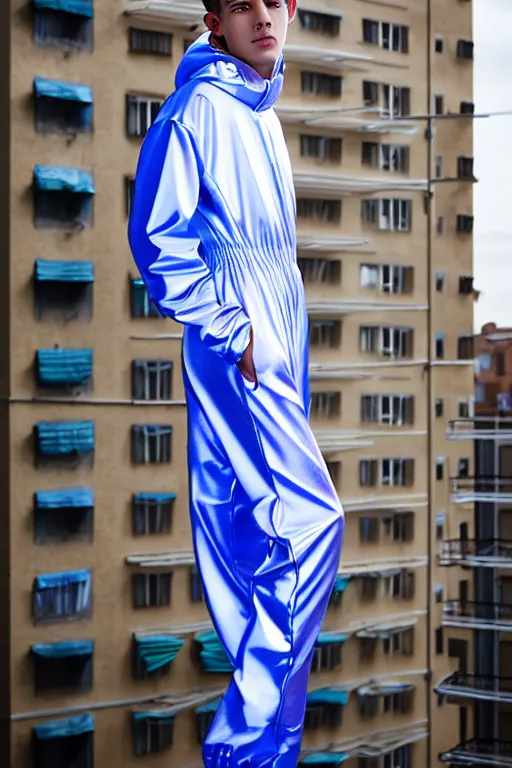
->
[231,321,253,366]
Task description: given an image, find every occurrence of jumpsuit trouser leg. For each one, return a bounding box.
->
[183,331,344,768]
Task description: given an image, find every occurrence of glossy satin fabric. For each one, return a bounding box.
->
[129,32,344,768]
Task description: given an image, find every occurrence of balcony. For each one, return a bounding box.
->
[439,538,512,568]
[451,476,512,504]
[284,44,373,72]
[435,673,512,703]
[297,233,370,252]
[124,0,205,27]
[294,170,428,195]
[440,739,512,767]
[274,105,419,135]
[442,599,512,631]
[447,417,512,441]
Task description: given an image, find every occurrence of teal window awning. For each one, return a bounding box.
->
[33,713,94,741]
[33,165,95,194]
[300,752,349,766]
[34,487,94,510]
[35,420,95,456]
[36,348,93,387]
[35,568,90,590]
[34,259,94,283]
[332,575,351,594]
[194,630,233,673]
[34,77,93,104]
[316,632,349,645]
[196,698,221,715]
[133,711,175,722]
[133,492,177,504]
[134,634,185,674]
[33,0,94,18]
[307,688,349,706]
[31,640,94,659]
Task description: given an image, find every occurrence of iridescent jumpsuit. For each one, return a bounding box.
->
[129,31,344,768]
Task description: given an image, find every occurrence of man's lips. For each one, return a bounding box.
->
[252,35,276,43]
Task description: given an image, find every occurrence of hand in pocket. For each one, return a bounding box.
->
[237,326,259,388]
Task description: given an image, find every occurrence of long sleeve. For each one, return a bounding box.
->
[128,117,252,366]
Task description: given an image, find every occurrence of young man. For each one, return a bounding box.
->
[128,2,344,766]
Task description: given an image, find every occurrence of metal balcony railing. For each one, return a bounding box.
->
[447,417,512,441]
[443,599,512,631]
[440,739,512,767]
[451,476,512,503]
[439,538,512,567]
[435,673,512,703]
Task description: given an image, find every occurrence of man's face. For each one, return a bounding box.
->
[205,0,296,80]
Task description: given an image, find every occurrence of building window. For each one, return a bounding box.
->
[132,493,175,535]
[33,4,94,51]
[359,637,378,662]
[436,217,445,235]
[132,572,172,608]
[130,277,163,318]
[436,458,444,481]
[382,628,414,656]
[359,517,380,543]
[33,714,94,768]
[129,27,172,55]
[33,166,94,230]
[457,335,474,360]
[125,176,135,218]
[460,100,475,115]
[381,458,415,487]
[435,271,445,292]
[435,35,444,53]
[459,276,474,295]
[362,20,409,53]
[131,425,172,464]
[34,259,94,322]
[297,257,341,284]
[301,71,342,97]
[360,325,414,358]
[436,628,444,654]
[34,488,94,544]
[297,197,341,222]
[310,639,344,672]
[309,320,342,348]
[33,569,92,624]
[456,214,474,234]
[435,156,443,178]
[360,264,414,293]
[298,9,341,36]
[435,333,445,360]
[436,511,445,541]
[310,391,341,419]
[34,78,93,134]
[132,713,175,756]
[361,142,409,172]
[435,585,444,604]
[190,564,204,602]
[132,360,173,400]
[457,156,474,180]
[126,94,162,138]
[435,399,444,418]
[475,382,486,404]
[359,460,378,487]
[496,352,506,376]
[458,458,469,478]
[457,39,474,60]
[361,395,414,426]
[361,198,412,231]
[362,81,411,117]
[31,640,94,693]
[304,698,344,731]
[325,460,341,487]
[384,512,415,542]
[458,399,470,418]
[300,134,342,163]
[434,95,444,115]
[383,569,415,599]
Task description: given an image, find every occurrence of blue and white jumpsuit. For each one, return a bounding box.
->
[129,32,344,768]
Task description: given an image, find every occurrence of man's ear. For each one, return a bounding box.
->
[287,0,297,22]
[204,11,223,35]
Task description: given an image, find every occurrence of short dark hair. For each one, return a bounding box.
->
[202,0,288,14]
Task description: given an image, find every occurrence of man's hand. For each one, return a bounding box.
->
[237,327,258,386]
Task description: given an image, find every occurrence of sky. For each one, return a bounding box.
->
[473,0,512,331]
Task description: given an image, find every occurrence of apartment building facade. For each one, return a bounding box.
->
[1,0,475,766]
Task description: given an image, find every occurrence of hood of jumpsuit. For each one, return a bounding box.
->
[174,31,285,112]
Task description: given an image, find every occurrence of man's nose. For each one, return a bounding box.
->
[254,0,272,26]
